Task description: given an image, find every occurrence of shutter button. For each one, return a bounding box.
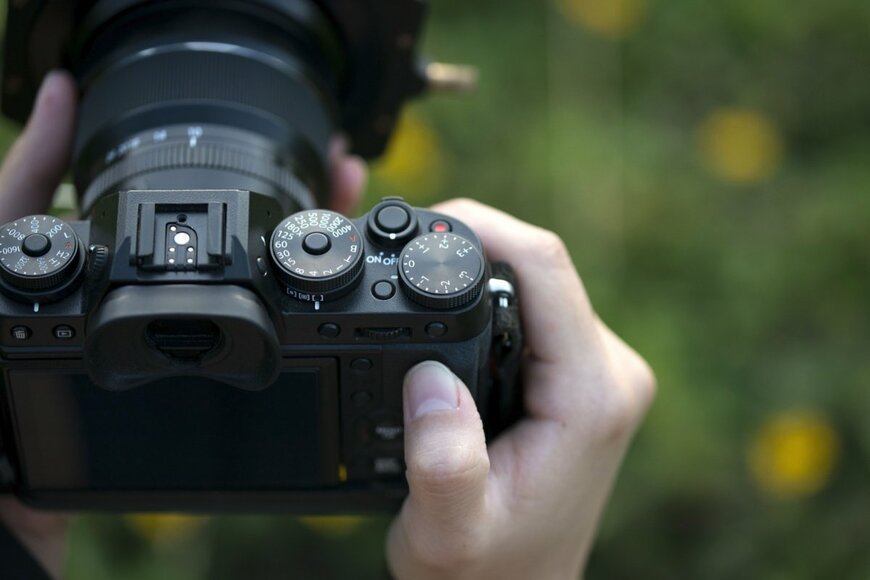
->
[375,206,411,233]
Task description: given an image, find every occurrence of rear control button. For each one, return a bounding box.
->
[373,417,404,443]
[318,323,341,339]
[372,281,396,300]
[53,325,75,340]
[373,457,404,476]
[10,326,31,341]
[351,358,373,372]
[352,391,373,407]
[425,322,448,338]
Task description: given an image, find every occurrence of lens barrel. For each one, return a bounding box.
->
[71,0,345,215]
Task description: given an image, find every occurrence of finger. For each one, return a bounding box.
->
[327,137,366,216]
[0,498,68,579]
[0,70,77,224]
[431,198,603,365]
[387,362,491,572]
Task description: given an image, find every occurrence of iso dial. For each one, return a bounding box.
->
[0,215,81,292]
[399,233,485,310]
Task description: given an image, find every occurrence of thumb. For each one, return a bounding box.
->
[0,70,77,223]
[388,362,491,571]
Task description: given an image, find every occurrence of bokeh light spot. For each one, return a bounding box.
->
[125,514,207,544]
[373,111,445,203]
[748,411,840,500]
[299,515,366,538]
[556,0,649,39]
[697,108,785,184]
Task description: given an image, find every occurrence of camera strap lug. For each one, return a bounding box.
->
[486,263,524,437]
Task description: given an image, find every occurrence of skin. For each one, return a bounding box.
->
[0,71,655,580]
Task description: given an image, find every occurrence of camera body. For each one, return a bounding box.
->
[0,0,523,512]
[0,192,521,511]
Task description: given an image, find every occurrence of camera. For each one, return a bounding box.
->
[0,0,522,512]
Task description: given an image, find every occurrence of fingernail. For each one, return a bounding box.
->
[405,362,460,420]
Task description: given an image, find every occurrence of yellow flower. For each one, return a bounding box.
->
[557,0,649,39]
[125,514,207,544]
[373,111,445,204]
[299,516,365,538]
[697,108,785,184]
[748,411,840,500]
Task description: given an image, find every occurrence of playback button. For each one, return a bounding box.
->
[53,325,75,340]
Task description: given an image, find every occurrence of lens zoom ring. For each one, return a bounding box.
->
[82,141,315,213]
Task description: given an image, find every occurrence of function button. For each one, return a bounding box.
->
[302,232,331,256]
[53,325,75,340]
[372,416,404,443]
[373,457,404,476]
[318,322,341,339]
[376,206,411,233]
[372,280,396,300]
[425,322,448,338]
[429,220,452,233]
[351,358,373,372]
[10,326,31,341]
[22,234,50,257]
[351,390,373,407]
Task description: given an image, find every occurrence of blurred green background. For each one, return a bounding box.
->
[2,0,869,578]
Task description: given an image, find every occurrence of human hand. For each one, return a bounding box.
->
[0,70,369,579]
[387,199,656,580]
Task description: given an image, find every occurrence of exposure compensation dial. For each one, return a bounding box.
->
[270,210,364,301]
[0,215,82,296]
[399,233,485,310]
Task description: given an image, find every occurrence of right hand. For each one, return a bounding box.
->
[387,199,656,580]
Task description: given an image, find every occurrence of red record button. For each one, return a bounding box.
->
[429,220,452,233]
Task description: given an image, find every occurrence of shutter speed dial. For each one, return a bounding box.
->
[270,210,364,301]
[399,233,485,310]
[0,216,83,295]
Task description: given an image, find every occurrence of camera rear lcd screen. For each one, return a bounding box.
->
[7,362,340,490]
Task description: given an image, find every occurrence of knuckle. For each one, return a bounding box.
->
[588,371,644,444]
[633,356,658,413]
[535,229,572,268]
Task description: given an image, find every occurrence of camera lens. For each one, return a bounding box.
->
[71,0,345,215]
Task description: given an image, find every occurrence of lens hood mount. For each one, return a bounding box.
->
[1,0,429,159]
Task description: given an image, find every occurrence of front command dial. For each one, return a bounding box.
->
[0,215,81,293]
[399,233,486,310]
[270,210,364,300]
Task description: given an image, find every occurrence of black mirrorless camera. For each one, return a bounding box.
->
[0,0,522,512]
